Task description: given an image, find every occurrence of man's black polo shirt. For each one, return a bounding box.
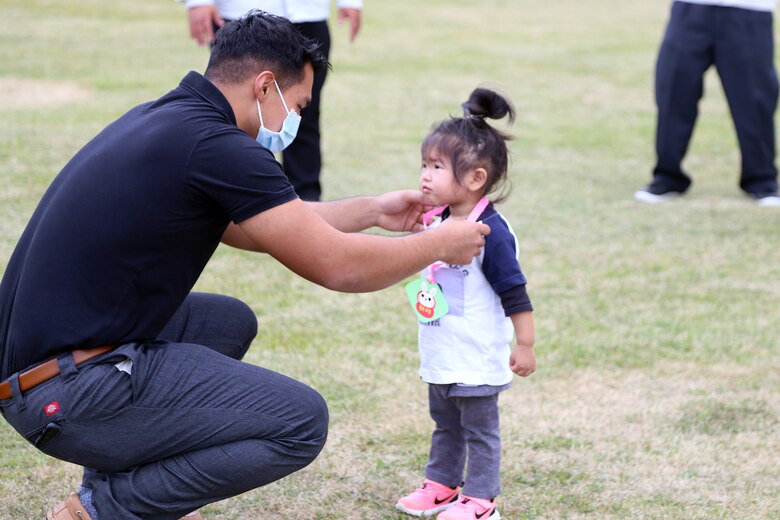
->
[0,71,297,379]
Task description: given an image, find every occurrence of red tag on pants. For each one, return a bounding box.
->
[44,401,60,416]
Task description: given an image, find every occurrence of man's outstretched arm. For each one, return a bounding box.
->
[230,197,489,293]
[221,190,430,250]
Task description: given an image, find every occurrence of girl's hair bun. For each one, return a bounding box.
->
[461,87,515,124]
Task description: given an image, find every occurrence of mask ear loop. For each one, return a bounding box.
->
[256,99,265,129]
[256,77,279,130]
[257,80,291,132]
[273,80,291,114]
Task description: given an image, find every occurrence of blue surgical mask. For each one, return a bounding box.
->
[256,80,301,153]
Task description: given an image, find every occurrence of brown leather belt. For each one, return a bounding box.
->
[0,345,116,400]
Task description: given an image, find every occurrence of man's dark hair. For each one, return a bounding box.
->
[205,10,329,88]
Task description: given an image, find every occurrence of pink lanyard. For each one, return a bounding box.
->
[422,196,490,283]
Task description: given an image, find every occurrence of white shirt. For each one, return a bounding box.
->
[416,214,519,387]
[184,0,363,22]
[677,0,776,12]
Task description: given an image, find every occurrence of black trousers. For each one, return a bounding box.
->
[284,20,331,201]
[652,1,779,197]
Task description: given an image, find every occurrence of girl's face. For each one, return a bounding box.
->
[419,152,468,207]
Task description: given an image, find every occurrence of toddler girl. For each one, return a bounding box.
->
[396,87,536,520]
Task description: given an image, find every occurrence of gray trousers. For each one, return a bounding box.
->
[424,384,502,499]
[0,293,329,519]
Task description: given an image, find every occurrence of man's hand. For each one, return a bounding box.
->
[337,8,361,42]
[374,190,432,232]
[433,218,491,265]
[188,5,223,46]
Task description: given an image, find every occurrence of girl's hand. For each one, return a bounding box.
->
[509,344,536,377]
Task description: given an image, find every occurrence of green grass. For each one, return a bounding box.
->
[2,0,780,518]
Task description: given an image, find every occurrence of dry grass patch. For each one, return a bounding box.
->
[181,360,777,519]
[1,354,777,519]
[0,77,92,108]
[497,363,779,519]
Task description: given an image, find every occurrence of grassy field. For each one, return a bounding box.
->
[2,0,779,518]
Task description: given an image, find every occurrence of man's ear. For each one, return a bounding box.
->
[468,168,488,192]
[253,71,276,100]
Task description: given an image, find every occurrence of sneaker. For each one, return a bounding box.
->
[437,495,501,520]
[395,478,461,516]
[633,188,683,204]
[756,194,780,207]
[46,493,93,520]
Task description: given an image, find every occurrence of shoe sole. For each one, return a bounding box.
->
[442,509,502,520]
[633,190,682,204]
[395,500,458,517]
[757,196,780,207]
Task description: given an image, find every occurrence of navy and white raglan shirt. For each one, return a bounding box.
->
[0,71,297,380]
[418,203,533,387]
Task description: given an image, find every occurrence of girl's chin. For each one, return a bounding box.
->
[421,192,441,205]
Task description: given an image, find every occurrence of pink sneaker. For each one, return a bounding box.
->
[395,478,461,516]
[437,495,501,520]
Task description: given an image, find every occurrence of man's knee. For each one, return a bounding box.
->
[225,296,258,345]
[209,294,258,359]
[296,386,329,461]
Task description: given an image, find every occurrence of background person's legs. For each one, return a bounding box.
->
[283,21,331,201]
[714,7,779,198]
[649,2,715,195]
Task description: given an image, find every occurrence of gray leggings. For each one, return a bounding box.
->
[0,293,329,519]
[424,384,502,499]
